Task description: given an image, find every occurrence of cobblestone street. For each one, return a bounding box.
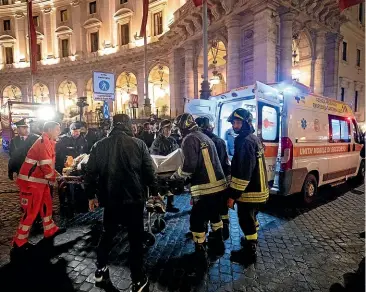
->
[0,150,364,292]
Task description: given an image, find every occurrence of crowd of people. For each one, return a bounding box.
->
[7,108,269,292]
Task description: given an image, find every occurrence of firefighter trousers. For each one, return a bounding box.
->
[220,189,229,223]
[13,184,59,247]
[97,203,145,283]
[190,193,223,244]
[237,202,259,242]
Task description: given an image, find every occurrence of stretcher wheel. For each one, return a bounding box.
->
[144,231,156,247]
[153,218,166,232]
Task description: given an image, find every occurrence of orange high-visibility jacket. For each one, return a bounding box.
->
[17,133,56,186]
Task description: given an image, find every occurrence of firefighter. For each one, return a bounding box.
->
[195,116,231,240]
[227,108,269,265]
[8,119,39,180]
[11,121,65,255]
[85,114,158,292]
[150,119,180,213]
[171,113,226,269]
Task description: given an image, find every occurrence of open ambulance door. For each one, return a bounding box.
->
[184,99,218,128]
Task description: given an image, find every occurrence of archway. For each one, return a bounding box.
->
[292,32,313,87]
[197,40,227,97]
[2,85,22,105]
[33,83,50,104]
[148,65,170,117]
[57,80,78,118]
[115,72,138,117]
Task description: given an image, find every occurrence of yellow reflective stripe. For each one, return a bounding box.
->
[39,159,53,165]
[230,182,246,191]
[201,148,216,183]
[255,221,259,227]
[246,233,258,241]
[211,221,223,231]
[43,216,52,222]
[18,224,31,231]
[191,179,226,192]
[258,157,265,192]
[221,214,229,220]
[191,179,227,196]
[17,233,29,239]
[177,166,192,178]
[191,184,226,196]
[45,171,54,179]
[236,190,269,203]
[44,222,56,231]
[232,177,249,186]
[17,174,49,184]
[192,232,206,244]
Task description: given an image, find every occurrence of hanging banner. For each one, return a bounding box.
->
[93,71,115,101]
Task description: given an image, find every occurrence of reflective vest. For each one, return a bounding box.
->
[17,133,56,186]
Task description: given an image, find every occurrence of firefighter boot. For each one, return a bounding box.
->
[222,219,230,241]
[187,243,208,278]
[230,240,257,265]
[207,229,225,256]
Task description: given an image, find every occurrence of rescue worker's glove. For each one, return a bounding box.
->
[89,198,99,212]
[8,172,13,181]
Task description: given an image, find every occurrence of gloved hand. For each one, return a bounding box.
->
[227,198,235,210]
[8,172,13,181]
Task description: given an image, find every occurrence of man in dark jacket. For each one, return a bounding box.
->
[195,117,231,240]
[80,122,98,153]
[8,119,39,180]
[150,119,180,212]
[171,113,226,270]
[55,122,88,173]
[85,114,158,292]
[227,108,269,265]
[138,122,155,148]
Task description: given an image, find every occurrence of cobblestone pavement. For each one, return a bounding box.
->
[0,150,364,292]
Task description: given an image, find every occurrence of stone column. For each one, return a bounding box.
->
[15,13,27,62]
[253,4,277,83]
[324,33,343,98]
[226,16,241,90]
[279,11,293,82]
[313,31,326,95]
[169,49,179,117]
[71,0,83,56]
[184,42,195,100]
[43,6,54,58]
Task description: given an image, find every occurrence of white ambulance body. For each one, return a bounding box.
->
[185,81,364,202]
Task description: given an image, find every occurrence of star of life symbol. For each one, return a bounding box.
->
[301,118,307,129]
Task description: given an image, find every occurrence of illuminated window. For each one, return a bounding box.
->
[89,1,97,14]
[120,23,129,46]
[60,9,68,22]
[153,11,163,36]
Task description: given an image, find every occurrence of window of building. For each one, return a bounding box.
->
[3,20,10,31]
[342,41,347,61]
[341,87,345,102]
[329,116,350,143]
[153,11,163,36]
[120,23,129,46]
[61,39,69,57]
[89,1,97,14]
[36,44,41,61]
[33,16,39,27]
[356,49,361,67]
[90,32,99,52]
[355,91,358,112]
[120,0,128,3]
[5,47,13,64]
[60,9,68,22]
[359,3,364,24]
[2,0,9,5]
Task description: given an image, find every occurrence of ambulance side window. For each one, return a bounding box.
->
[258,102,279,142]
[329,115,351,143]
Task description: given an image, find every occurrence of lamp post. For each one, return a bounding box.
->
[200,0,211,100]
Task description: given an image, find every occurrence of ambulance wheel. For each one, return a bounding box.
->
[356,160,365,181]
[302,174,318,204]
[153,218,166,232]
[144,232,156,247]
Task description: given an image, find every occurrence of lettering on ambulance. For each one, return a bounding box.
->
[294,145,349,157]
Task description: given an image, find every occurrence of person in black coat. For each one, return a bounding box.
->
[138,122,155,148]
[150,119,180,213]
[85,114,158,291]
[8,119,39,180]
[80,122,98,153]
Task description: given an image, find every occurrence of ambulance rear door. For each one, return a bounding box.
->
[184,99,218,126]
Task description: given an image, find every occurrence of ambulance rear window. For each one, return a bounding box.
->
[329,116,351,143]
[261,106,278,141]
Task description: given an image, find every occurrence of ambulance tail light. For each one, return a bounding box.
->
[280,137,293,171]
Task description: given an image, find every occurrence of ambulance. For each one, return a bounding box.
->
[185,81,364,203]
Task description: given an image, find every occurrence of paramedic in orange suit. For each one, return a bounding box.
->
[11,121,65,255]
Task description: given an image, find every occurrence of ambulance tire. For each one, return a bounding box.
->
[153,218,166,232]
[302,174,318,204]
[356,160,365,182]
[144,231,156,247]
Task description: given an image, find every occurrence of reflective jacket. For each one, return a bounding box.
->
[201,129,231,177]
[230,131,269,203]
[179,130,226,197]
[150,134,179,156]
[17,133,56,186]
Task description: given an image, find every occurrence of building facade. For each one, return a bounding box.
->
[0,0,360,123]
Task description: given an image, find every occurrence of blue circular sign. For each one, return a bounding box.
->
[99,80,110,92]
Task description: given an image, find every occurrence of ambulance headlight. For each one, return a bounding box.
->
[36,106,55,121]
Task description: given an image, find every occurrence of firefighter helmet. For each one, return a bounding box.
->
[70,121,82,130]
[173,113,197,136]
[195,116,214,130]
[227,108,254,134]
